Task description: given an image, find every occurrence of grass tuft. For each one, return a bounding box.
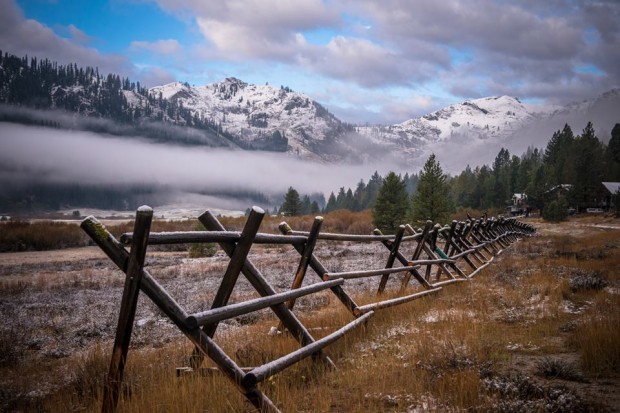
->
[535,357,584,381]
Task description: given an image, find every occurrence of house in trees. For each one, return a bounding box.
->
[507,193,528,216]
[546,182,618,213]
[545,184,572,202]
[602,182,620,211]
[544,184,574,214]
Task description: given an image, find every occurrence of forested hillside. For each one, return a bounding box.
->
[0,51,242,148]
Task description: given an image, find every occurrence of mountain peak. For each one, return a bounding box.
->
[150,81,193,100]
[220,77,248,87]
[213,77,248,99]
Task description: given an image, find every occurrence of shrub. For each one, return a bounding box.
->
[543,199,568,222]
[535,357,583,381]
[188,242,217,258]
[569,270,607,292]
[0,221,89,251]
[188,221,217,258]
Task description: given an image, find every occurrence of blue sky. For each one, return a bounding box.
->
[2,0,619,124]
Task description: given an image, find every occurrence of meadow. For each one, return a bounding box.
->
[0,212,618,412]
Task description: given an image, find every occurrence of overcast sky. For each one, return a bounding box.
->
[2,0,619,124]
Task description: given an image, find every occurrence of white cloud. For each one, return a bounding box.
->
[0,0,130,76]
[158,0,339,62]
[67,24,92,44]
[130,39,182,55]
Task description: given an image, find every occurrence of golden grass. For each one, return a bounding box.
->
[4,218,620,412]
[569,293,620,376]
[0,221,89,251]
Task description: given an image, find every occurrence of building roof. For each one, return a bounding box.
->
[602,182,620,194]
[545,184,572,194]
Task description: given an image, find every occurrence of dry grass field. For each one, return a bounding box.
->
[0,213,619,412]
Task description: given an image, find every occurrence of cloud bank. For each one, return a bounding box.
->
[0,123,387,203]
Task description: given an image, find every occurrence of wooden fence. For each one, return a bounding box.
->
[81,207,535,413]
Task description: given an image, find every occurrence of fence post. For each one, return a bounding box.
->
[280,221,360,316]
[189,206,264,369]
[372,228,434,291]
[102,206,152,413]
[377,225,405,294]
[200,211,335,369]
[286,216,324,309]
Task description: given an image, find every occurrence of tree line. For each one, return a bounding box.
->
[278,172,418,217]
[279,121,620,231]
[0,51,262,149]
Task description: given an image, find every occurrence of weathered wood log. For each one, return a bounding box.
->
[441,221,456,256]
[409,221,433,261]
[285,229,394,242]
[324,265,420,280]
[377,226,405,294]
[356,288,442,313]
[189,207,265,369]
[120,231,308,245]
[186,278,344,329]
[373,229,434,291]
[242,311,374,388]
[82,215,279,413]
[199,210,335,370]
[431,278,466,288]
[444,228,477,272]
[176,366,255,377]
[449,248,476,260]
[284,217,324,309]
[404,223,457,283]
[82,216,196,325]
[453,225,485,268]
[403,224,431,290]
[467,260,492,278]
[280,222,360,316]
[102,206,152,413]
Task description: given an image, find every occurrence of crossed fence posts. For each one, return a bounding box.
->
[81,207,535,413]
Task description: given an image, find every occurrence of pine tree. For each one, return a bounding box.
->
[544,124,575,186]
[450,165,477,208]
[608,123,620,163]
[371,172,409,233]
[365,171,383,209]
[335,187,347,210]
[492,148,512,207]
[310,201,320,214]
[607,123,620,180]
[353,180,366,211]
[301,195,311,215]
[280,187,303,216]
[570,122,605,211]
[410,154,453,225]
[324,192,337,212]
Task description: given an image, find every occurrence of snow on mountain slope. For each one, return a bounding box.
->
[359,95,558,150]
[355,90,618,172]
[148,77,617,168]
[149,78,350,161]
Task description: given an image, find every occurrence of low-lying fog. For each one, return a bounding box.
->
[0,122,391,213]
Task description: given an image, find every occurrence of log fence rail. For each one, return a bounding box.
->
[83,206,535,413]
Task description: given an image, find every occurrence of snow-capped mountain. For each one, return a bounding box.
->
[1,47,616,168]
[359,95,559,152]
[148,78,360,162]
[148,77,617,168]
[356,90,618,170]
